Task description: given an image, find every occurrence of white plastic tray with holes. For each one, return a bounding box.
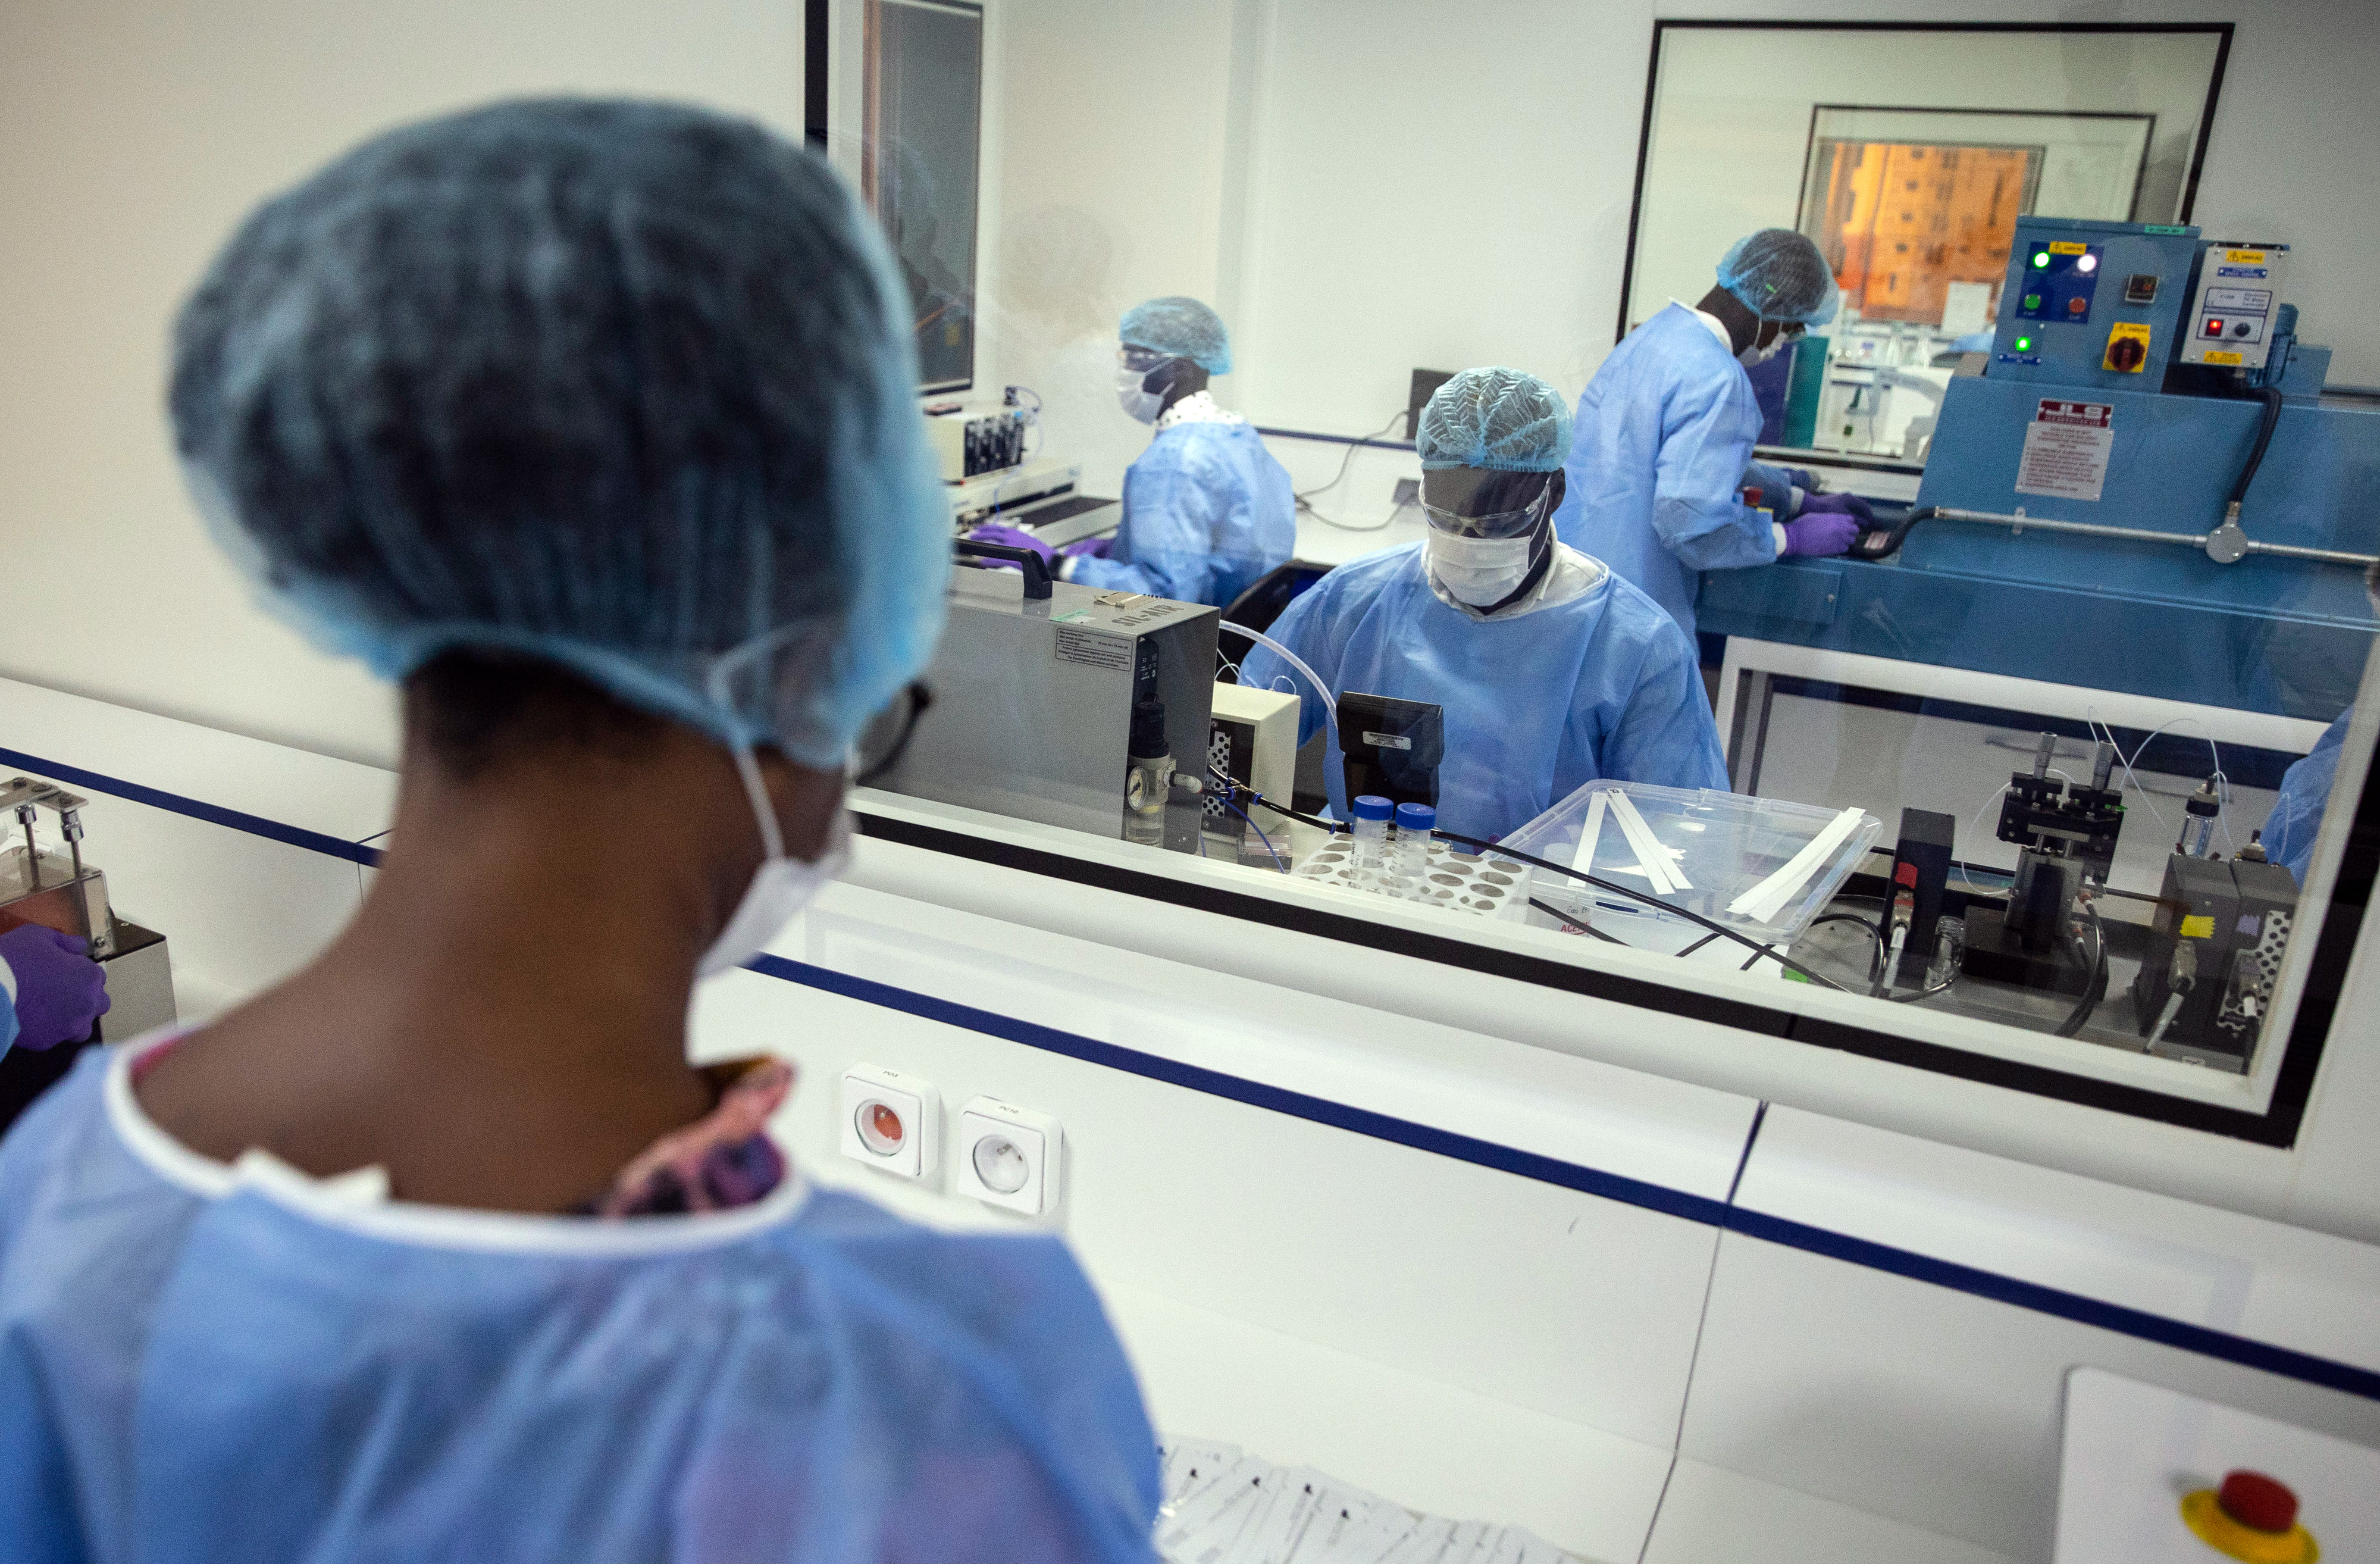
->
[1292,835,1528,918]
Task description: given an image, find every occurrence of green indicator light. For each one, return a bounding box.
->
[2014,335,2034,352]
[2032,251,2052,268]
[2022,293,2041,309]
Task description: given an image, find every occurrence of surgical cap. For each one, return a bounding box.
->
[170,98,948,766]
[1717,229,1840,327]
[1119,296,1231,375]
[1415,367,1575,473]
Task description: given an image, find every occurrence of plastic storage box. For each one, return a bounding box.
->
[1498,780,1881,952]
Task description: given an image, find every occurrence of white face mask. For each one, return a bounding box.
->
[1426,528,1538,607]
[696,748,852,978]
[1115,367,1163,424]
[1739,334,1790,367]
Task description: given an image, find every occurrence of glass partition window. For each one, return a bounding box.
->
[818,5,2375,1143]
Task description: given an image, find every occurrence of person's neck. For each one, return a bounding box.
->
[137,733,767,1212]
[1695,286,1759,355]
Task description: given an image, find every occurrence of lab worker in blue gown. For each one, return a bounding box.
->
[0,101,1160,1564]
[2262,712,2350,883]
[970,296,1294,608]
[1553,229,1869,643]
[1238,368,1727,844]
[2258,565,2379,884]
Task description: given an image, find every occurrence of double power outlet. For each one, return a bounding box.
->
[837,1063,1062,1216]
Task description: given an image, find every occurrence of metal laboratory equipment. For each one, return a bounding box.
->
[868,545,1219,852]
[0,776,176,1042]
[1961,733,2124,993]
[1703,218,2377,725]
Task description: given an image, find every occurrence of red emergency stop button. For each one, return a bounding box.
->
[2218,1472,2297,1534]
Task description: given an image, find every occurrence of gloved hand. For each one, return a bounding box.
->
[1059,536,1111,561]
[962,523,1053,567]
[1780,510,1861,558]
[1798,491,1875,524]
[1783,467,1822,493]
[0,924,109,1050]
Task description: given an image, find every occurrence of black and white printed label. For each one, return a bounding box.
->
[2015,399,2113,502]
[1053,625,1133,671]
[1361,731,1413,750]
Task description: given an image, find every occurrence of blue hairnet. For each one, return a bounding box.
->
[1717,229,1840,327]
[1119,296,1231,375]
[170,98,949,766]
[1415,367,1574,472]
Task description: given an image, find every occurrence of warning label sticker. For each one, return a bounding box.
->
[1054,625,1132,671]
[2015,399,2113,502]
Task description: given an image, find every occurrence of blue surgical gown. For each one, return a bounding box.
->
[1552,304,1776,640]
[2263,711,2351,883]
[1068,421,1295,608]
[0,1046,1161,1564]
[1236,543,1728,842]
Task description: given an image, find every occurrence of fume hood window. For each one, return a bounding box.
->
[863,0,982,393]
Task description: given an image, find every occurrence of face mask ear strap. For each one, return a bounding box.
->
[730,745,788,864]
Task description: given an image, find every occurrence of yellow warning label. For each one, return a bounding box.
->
[2180,915,2216,939]
[2225,249,2268,262]
[2103,321,2152,371]
[2202,350,2244,366]
[2049,241,2089,255]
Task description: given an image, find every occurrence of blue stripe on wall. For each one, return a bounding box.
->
[749,952,2380,1407]
[749,953,1733,1227]
[0,746,384,867]
[8,743,2373,1406]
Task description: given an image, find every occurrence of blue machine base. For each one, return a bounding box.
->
[1698,556,2369,721]
[1699,373,2379,721]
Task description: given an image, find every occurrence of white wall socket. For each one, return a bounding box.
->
[838,1063,941,1181]
[954,1096,1062,1215]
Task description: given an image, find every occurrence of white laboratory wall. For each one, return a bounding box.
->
[0,0,809,771]
[4,0,2375,769]
[1624,29,2222,336]
[984,0,2380,467]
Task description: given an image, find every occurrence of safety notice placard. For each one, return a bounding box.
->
[2015,399,2113,502]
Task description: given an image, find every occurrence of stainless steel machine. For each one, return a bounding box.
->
[0,775,176,1041]
[872,553,1220,853]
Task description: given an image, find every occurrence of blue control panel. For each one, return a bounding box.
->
[1988,218,2199,389]
[2012,243,2104,327]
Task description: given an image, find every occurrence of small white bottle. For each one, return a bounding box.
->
[1392,802,1436,894]
[1349,795,1393,885]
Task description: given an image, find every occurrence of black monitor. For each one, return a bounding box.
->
[1406,369,1455,440]
[1336,691,1443,811]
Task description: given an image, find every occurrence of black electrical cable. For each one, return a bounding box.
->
[1527,897,1629,945]
[1294,409,1411,531]
[1220,776,1853,991]
[2053,900,2109,1039]
[1424,823,1852,991]
[2226,386,2285,509]
[1806,911,1887,983]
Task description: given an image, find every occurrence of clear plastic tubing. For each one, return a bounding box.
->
[1349,794,1394,883]
[1393,802,1436,888]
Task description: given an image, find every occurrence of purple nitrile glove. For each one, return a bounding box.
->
[1798,491,1875,524]
[0,924,109,1050]
[963,523,1054,568]
[1780,511,1861,558]
[1059,536,1111,561]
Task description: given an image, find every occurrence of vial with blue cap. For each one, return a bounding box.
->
[1350,794,1395,883]
[1393,802,1437,891]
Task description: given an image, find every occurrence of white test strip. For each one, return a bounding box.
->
[1606,789,1690,894]
[1728,805,1867,924]
[1573,790,1609,878]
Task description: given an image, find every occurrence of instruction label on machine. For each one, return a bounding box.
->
[2015,399,2114,502]
[1053,625,1133,671]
